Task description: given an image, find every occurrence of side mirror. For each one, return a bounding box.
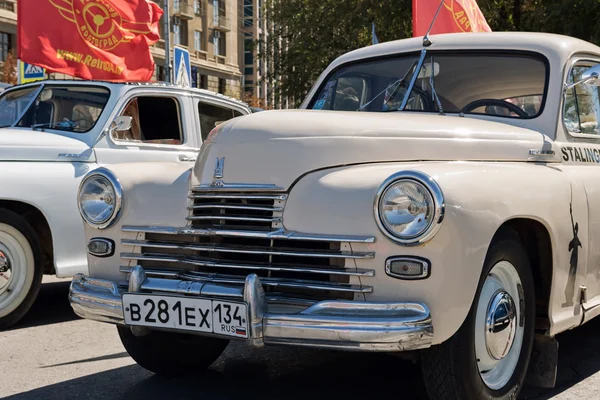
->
[581,65,600,86]
[564,65,600,94]
[109,116,132,134]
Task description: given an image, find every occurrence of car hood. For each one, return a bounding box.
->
[192,110,554,191]
[0,128,95,162]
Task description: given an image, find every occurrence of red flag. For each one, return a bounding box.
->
[18,0,163,81]
[412,0,491,37]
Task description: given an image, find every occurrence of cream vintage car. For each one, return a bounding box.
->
[70,32,600,399]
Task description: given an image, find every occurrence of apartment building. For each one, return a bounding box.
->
[0,0,16,78]
[0,0,284,107]
[152,0,242,97]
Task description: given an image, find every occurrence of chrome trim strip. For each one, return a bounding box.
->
[194,183,284,191]
[78,168,124,230]
[122,226,376,243]
[119,267,372,293]
[187,205,284,212]
[186,215,283,223]
[69,271,433,352]
[121,240,374,259]
[188,193,287,201]
[118,255,375,277]
[374,170,445,246]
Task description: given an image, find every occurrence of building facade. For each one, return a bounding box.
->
[152,0,242,98]
[0,0,283,107]
[0,0,16,82]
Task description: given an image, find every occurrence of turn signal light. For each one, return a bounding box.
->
[385,257,430,280]
[87,238,115,258]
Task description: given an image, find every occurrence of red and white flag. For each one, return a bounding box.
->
[18,0,163,81]
[413,0,491,37]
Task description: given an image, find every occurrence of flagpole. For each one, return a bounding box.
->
[163,0,171,83]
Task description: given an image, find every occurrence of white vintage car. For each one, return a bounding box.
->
[70,32,600,399]
[0,80,249,328]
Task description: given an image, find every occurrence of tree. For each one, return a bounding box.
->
[2,50,17,85]
[265,0,600,107]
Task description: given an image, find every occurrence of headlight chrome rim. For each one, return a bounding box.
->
[78,167,123,230]
[374,170,445,245]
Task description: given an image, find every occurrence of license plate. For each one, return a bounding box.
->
[122,294,249,339]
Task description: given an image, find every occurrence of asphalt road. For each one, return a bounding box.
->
[2,277,600,400]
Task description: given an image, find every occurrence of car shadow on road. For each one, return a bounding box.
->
[7,317,600,399]
[9,281,79,331]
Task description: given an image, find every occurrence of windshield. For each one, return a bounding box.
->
[0,85,111,133]
[309,52,548,119]
[0,86,40,128]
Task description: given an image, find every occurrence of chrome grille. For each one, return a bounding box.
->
[187,191,285,231]
[121,189,375,302]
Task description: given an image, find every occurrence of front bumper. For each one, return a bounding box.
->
[69,266,433,352]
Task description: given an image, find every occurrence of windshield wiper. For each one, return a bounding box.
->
[429,56,444,115]
[32,120,79,131]
[357,59,419,112]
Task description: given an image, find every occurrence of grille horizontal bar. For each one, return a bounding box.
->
[120,267,372,294]
[120,252,375,277]
[188,205,284,212]
[186,215,283,223]
[122,239,374,259]
[122,226,376,244]
[188,193,287,201]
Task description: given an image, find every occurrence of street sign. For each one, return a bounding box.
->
[18,61,46,84]
[173,46,191,87]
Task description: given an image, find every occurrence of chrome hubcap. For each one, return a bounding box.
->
[0,249,13,295]
[485,290,517,360]
[475,260,524,390]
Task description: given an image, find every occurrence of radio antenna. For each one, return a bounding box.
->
[422,0,446,47]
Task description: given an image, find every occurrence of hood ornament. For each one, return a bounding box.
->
[214,157,225,179]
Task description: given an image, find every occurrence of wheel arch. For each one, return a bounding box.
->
[0,200,54,274]
[493,217,553,334]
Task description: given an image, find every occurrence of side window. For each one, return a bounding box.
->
[198,102,243,142]
[312,77,367,111]
[565,64,600,135]
[114,96,183,144]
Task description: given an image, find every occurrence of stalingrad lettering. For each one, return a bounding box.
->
[562,146,600,163]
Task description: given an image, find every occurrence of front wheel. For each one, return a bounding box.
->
[117,326,230,376]
[421,230,535,399]
[0,209,43,330]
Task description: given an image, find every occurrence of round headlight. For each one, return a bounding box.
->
[375,171,444,245]
[78,168,123,229]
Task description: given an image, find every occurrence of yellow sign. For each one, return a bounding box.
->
[19,61,46,84]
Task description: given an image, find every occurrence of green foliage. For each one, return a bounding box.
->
[264,0,600,106]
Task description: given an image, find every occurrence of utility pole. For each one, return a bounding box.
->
[163,0,171,82]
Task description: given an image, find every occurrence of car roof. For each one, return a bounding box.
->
[332,32,600,69]
[4,79,250,110]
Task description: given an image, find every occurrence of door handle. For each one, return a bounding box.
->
[179,155,197,162]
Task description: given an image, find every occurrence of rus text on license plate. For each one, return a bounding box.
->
[122,294,249,338]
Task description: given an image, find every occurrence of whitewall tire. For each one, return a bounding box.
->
[0,210,43,329]
[421,229,535,400]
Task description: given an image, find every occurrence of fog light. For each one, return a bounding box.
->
[87,238,114,257]
[385,257,430,280]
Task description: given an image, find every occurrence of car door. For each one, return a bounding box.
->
[94,90,200,165]
[558,58,600,317]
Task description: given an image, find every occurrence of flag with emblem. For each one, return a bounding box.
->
[412,0,491,37]
[17,0,163,81]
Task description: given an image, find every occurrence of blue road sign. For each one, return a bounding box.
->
[173,46,191,87]
[19,61,45,83]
